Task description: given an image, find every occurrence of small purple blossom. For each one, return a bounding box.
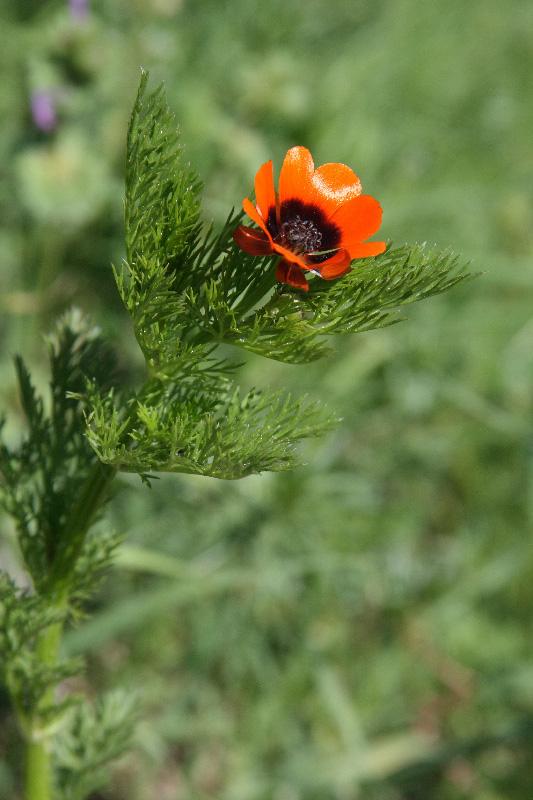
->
[69,0,89,23]
[30,91,58,133]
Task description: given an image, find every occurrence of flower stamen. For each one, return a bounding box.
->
[281,216,323,254]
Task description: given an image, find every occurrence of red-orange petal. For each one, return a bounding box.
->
[254,159,277,223]
[276,258,309,290]
[279,146,315,207]
[233,226,274,256]
[243,197,273,244]
[330,195,383,256]
[312,248,352,280]
[279,146,362,219]
[312,162,362,210]
[348,241,387,259]
[272,241,309,271]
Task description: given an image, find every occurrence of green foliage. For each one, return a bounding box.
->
[55,690,139,800]
[214,243,475,363]
[70,525,124,611]
[0,574,82,734]
[86,381,336,479]
[0,311,123,791]
[0,313,124,764]
[0,310,117,591]
[304,244,474,333]
[125,72,202,287]
[119,71,277,366]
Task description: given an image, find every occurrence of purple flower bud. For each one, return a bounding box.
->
[30,90,58,133]
[69,0,89,23]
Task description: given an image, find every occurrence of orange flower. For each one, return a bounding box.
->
[233,146,386,291]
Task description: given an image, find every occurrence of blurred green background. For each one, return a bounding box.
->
[1,0,533,798]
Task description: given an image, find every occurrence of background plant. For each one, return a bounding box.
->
[0,0,532,799]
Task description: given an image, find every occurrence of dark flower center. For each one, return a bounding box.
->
[277,199,341,260]
[281,216,323,253]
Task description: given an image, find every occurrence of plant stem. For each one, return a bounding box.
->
[24,459,118,799]
[26,738,52,800]
[25,618,64,800]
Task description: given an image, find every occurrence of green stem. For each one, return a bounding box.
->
[25,619,64,800]
[24,459,118,800]
[26,738,52,800]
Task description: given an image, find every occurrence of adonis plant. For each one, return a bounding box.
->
[233,145,386,289]
[0,71,474,799]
